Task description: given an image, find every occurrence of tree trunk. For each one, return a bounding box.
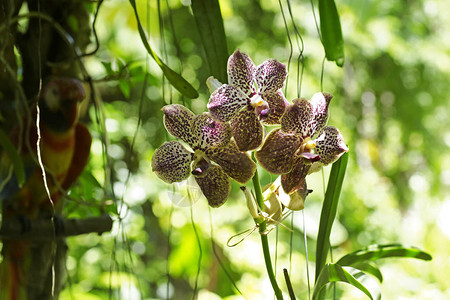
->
[1,0,94,299]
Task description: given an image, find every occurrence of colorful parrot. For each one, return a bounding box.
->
[0,77,92,300]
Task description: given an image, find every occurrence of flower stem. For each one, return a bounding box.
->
[251,165,283,300]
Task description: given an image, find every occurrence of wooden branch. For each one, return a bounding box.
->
[0,214,113,240]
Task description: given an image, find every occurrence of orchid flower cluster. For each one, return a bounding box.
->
[152,50,348,217]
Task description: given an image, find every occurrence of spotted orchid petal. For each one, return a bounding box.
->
[280,93,333,138]
[309,92,333,137]
[280,98,313,136]
[281,157,310,194]
[207,84,249,122]
[194,164,231,207]
[262,91,289,125]
[205,140,256,184]
[309,126,348,174]
[227,50,256,96]
[254,59,287,94]
[151,141,193,183]
[255,128,302,174]
[230,108,264,151]
[191,113,231,150]
[162,104,196,147]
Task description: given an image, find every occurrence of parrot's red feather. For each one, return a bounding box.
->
[62,123,92,190]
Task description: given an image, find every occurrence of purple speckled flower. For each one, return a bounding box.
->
[255,92,348,196]
[207,50,289,152]
[151,104,256,207]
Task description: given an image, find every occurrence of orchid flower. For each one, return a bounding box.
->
[151,104,256,207]
[255,92,348,197]
[207,50,289,151]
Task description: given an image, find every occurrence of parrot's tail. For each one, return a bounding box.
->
[9,260,21,300]
[0,240,28,300]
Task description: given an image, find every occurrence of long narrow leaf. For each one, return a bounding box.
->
[315,152,348,282]
[313,263,374,300]
[129,0,198,99]
[318,0,344,67]
[348,267,382,300]
[191,0,228,83]
[351,262,383,283]
[0,128,25,187]
[336,243,432,266]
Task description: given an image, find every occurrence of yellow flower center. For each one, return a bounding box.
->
[299,137,316,154]
[250,94,268,108]
[191,150,211,177]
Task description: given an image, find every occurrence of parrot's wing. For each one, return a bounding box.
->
[61,123,92,190]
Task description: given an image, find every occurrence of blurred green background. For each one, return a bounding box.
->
[50,0,450,299]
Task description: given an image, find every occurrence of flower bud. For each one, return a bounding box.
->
[261,182,283,224]
[242,187,265,224]
[206,76,222,94]
[276,176,308,211]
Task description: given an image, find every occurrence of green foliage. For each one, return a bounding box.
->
[0,128,25,188]
[313,263,374,300]
[191,0,229,82]
[337,243,432,266]
[319,0,345,66]
[348,261,383,283]
[315,152,349,281]
[128,0,199,99]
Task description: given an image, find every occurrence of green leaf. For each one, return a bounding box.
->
[336,243,433,266]
[351,262,383,283]
[348,267,381,300]
[80,171,102,189]
[315,152,348,282]
[191,0,229,83]
[313,263,374,300]
[319,0,345,67]
[128,0,199,99]
[0,128,25,187]
[119,80,131,98]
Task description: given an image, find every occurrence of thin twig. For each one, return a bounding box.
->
[79,0,104,57]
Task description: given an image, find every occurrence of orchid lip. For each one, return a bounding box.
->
[295,137,317,158]
[192,168,202,175]
[301,138,316,152]
[192,165,209,176]
[251,93,270,120]
[260,109,270,119]
[191,152,210,177]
